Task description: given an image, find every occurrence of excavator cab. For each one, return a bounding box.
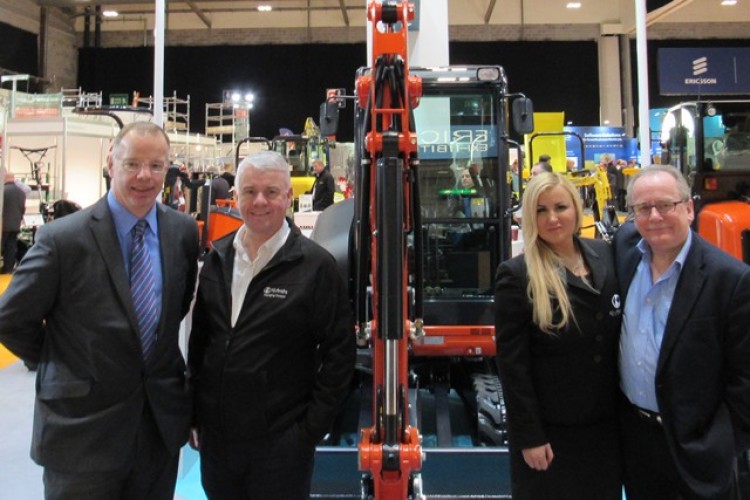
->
[661,100,750,262]
[311,63,534,497]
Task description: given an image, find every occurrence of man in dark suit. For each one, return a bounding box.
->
[614,164,750,499]
[0,122,199,499]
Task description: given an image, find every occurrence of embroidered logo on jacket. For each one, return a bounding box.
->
[264,287,288,299]
[610,294,622,316]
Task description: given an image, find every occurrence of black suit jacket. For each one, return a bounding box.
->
[495,237,622,449]
[614,221,750,498]
[0,197,199,472]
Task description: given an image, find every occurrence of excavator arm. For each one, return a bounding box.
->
[355,2,424,498]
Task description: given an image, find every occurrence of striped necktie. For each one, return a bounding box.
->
[130,219,158,360]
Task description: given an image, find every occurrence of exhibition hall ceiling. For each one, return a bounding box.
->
[35,0,749,33]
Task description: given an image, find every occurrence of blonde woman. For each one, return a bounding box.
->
[494,172,622,499]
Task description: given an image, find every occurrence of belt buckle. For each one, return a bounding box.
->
[637,407,662,425]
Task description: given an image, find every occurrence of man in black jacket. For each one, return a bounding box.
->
[2,172,26,273]
[310,159,335,211]
[189,150,355,499]
[615,165,750,499]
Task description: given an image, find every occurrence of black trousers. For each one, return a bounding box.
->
[620,401,682,500]
[200,424,315,500]
[42,408,179,500]
[620,396,743,500]
[2,231,19,273]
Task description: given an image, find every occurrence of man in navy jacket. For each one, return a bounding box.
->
[615,165,750,499]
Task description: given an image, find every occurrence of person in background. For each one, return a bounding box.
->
[614,159,628,211]
[209,170,231,205]
[615,164,750,499]
[163,165,190,212]
[510,158,521,194]
[449,168,477,219]
[219,163,235,190]
[2,172,26,274]
[188,150,355,499]
[538,154,552,172]
[51,199,82,219]
[495,172,622,499]
[459,167,476,190]
[310,159,335,211]
[530,161,553,177]
[0,122,200,499]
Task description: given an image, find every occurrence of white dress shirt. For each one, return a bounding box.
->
[230,222,290,327]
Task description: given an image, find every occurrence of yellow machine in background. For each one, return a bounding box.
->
[567,167,620,240]
[271,128,328,204]
[525,112,567,173]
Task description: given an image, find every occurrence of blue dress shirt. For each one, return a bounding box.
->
[619,231,692,412]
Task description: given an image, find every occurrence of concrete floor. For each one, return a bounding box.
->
[0,360,206,500]
[0,361,43,500]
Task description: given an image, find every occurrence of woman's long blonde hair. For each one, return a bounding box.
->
[521,173,584,334]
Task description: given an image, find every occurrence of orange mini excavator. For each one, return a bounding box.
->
[354,2,424,498]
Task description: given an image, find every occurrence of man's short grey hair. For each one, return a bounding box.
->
[236,150,290,189]
[112,121,170,160]
[626,164,691,206]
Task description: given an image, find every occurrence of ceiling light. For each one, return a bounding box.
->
[257,5,272,12]
[566,2,582,8]
[102,10,119,17]
[721,0,737,5]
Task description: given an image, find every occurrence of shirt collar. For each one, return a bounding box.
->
[107,189,159,235]
[636,230,693,269]
[232,220,290,262]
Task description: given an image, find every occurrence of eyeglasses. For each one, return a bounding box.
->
[121,159,167,174]
[630,200,686,218]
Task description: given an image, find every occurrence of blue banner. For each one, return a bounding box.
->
[658,47,750,96]
[564,126,631,166]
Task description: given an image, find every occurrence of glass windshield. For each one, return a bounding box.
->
[662,105,697,174]
[413,92,500,298]
[707,102,750,171]
[273,137,308,175]
[662,101,750,174]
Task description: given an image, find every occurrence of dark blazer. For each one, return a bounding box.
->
[0,196,199,472]
[495,236,622,447]
[614,221,750,498]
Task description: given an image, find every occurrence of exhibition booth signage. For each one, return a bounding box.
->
[658,47,750,96]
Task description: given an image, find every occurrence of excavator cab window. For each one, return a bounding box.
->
[661,105,698,177]
[709,104,750,171]
[415,90,499,304]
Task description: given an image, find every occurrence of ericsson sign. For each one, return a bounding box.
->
[684,57,717,85]
[658,48,750,95]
